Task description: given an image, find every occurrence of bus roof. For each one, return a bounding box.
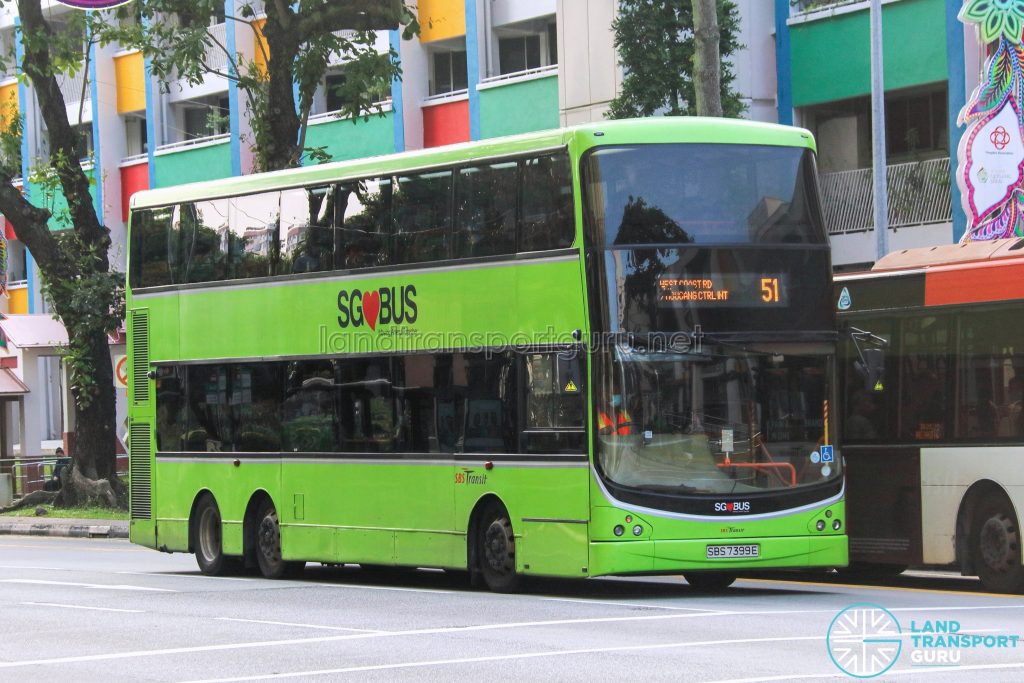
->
[131,117,815,211]
[835,237,1024,310]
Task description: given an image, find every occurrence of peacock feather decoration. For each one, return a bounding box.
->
[957,0,1024,242]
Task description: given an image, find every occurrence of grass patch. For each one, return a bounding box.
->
[0,505,128,520]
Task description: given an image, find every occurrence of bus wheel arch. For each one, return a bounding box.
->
[189,490,239,575]
[957,481,1024,593]
[467,495,521,593]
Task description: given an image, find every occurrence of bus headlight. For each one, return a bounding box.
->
[632,525,643,536]
[832,519,842,531]
[816,520,826,531]
[614,525,625,537]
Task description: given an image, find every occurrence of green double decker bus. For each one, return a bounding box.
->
[126,118,846,591]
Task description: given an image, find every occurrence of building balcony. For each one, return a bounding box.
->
[56,66,90,105]
[790,1,872,20]
[819,157,952,235]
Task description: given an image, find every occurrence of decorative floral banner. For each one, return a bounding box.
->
[957,0,1024,241]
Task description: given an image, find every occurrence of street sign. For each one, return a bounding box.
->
[114,354,128,389]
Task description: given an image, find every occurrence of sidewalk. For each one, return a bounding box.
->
[0,516,129,539]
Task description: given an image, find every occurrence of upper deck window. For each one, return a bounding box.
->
[583,144,826,247]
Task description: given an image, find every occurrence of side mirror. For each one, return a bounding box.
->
[855,348,886,392]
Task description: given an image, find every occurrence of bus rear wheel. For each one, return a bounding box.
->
[972,498,1024,594]
[684,572,736,592]
[477,503,521,593]
[254,500,304,580]
[193,495,241,576]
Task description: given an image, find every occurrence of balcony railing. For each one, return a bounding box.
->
[56,67,90,104]
[206,22,229,72]
[818,157,952,235]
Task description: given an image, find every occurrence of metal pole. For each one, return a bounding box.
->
[870,0,889,260]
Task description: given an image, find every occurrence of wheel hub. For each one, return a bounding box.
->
[259,517,281,564]
[483,520,512,572]
[979,513,1018,573]
[198,508,219,563]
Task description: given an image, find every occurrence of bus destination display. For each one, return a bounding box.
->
[657,274,787,308]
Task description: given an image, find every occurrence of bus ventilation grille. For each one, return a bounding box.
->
[131,309,149,405]
[129,423,152,520]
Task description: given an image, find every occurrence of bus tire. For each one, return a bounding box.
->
[684,572,736,592]
[971,497,1024,594]
[192,494,241,576]
[477,503,521,593]
[254,499,304,580]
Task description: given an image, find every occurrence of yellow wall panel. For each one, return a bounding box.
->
[0,83,18,132]
[114,51,146,114]
[8,287,28,315]
[418,0,466,43]
[253,19,269,77]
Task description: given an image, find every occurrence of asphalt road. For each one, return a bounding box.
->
[0,537,1022,682]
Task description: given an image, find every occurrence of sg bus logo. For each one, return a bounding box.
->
[714,501,751,513]
[337,285,418,331]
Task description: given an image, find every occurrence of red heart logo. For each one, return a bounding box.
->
[726,503,734,512]
[362,290,381,331]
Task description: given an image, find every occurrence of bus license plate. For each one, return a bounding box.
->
[706,544,760,559]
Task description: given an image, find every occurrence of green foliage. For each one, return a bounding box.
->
[607,0,745,119]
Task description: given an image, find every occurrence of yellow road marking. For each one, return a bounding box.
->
[737,576,1018,600]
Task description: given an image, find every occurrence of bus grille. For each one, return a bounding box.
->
[129,422,152,520]
[130,309,149,405]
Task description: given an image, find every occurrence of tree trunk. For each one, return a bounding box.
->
[70,328,120,485]
[260,2,303,171]
[692,0,723,117]
[54,463,119,509]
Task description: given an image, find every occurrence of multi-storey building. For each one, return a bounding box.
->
[776,0,979,269]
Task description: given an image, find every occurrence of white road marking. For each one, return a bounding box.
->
[541,596,732,613]
[215,617,386,633]
[2,604,1020,670]
[21,602,145,614]
[700,661,1024,683]
[115,571,256,582]
[0,579,175,592]
[178,635,827,682]
[321,582,456,595]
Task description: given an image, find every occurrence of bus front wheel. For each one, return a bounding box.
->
[477,503,521,593]
[192,495,241,576]
[971,498,1024,594]
[684,572,736,592]
[254,499,304,580]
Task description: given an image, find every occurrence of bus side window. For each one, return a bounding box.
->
[454,162,517,259]
[155,367,185,451]
[185,366,234,452]
[178,199,231,284]
[393,170,452,264]
[337,358,395,453]
[232,364,284,452]
[841,317,895,443]
[956,310,1024,440]
[458,352,517,453]
[282,360,339,452]
[337,178,392,270]
[279,185,336,275]
[521,153,574,252]
[521,352,585,454]
[227,191,279,280]
[129,207,174,288]
[899,316,951,442]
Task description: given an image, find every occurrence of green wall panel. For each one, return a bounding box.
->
[790,0,947,107]
[479,75,559,139]
[303,112,395,164]
[153,141,233,189]
[28,166,99,232]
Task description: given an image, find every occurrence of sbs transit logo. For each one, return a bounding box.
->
[56,1,135,8]
[337,285,417,332]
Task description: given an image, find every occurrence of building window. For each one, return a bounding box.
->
[430,48,468,96]
[71,122,93,160]
[125,115,147,157]
[181,95,229,141]
[886,88,948,160]
[495,18,557,76]
[325,72,347,113]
